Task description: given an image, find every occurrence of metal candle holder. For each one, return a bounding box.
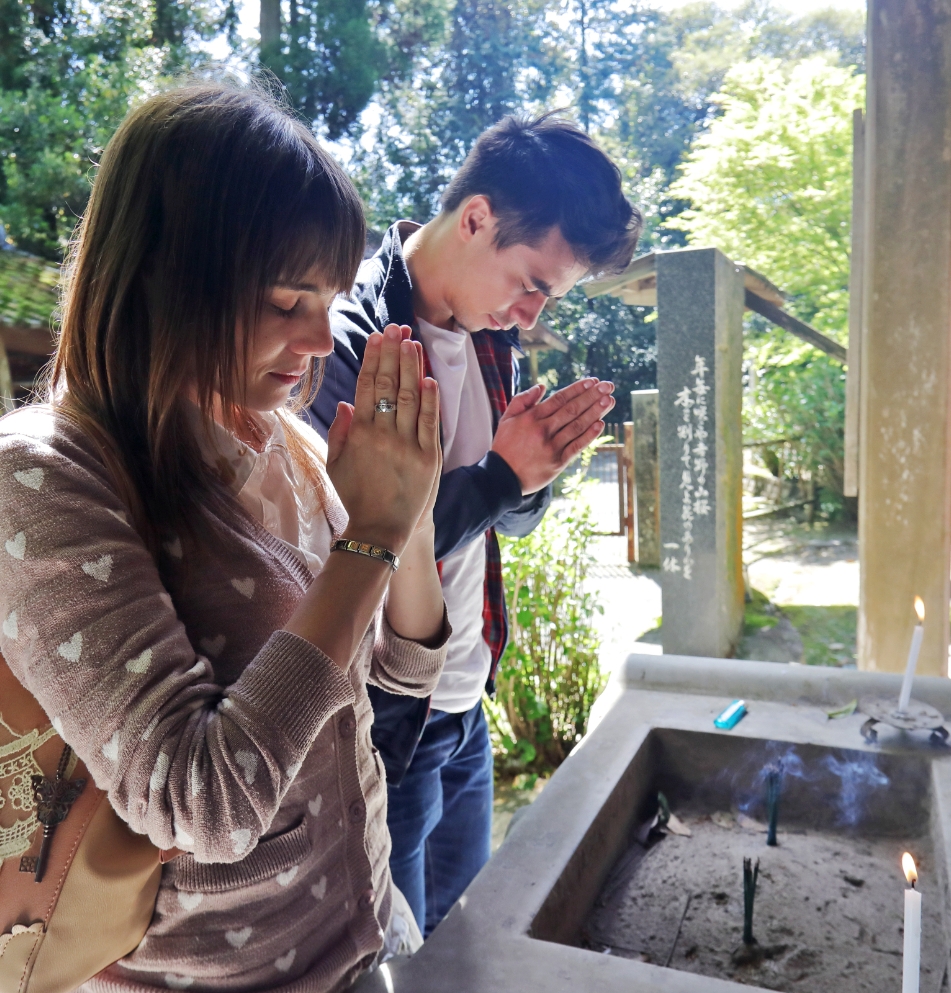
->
[858,696,948,745]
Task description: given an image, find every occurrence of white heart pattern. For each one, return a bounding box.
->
[174,826,194,847]
[225,926,252,949]
[159,592,174,611]
[275,866,299,887]
[149,752,170,792]
[14,468,43,491]
[126,648,152,674]
[235,750,257,786]
[177,891,203,911]
[102,732,120,761]
[5,532,25,560]
[231,577,255,599]
[186,659,205,677]
[199,634,226,658]
[308,794,323,818]
[57,632,83,663]
[52,717,64,735]
[274,949,296,973]
[82,554,113,583]
[164,975,193,990]
[164,537,183,559]
[311,876,327,901]
[2,610,17,641]
[230,828,251,855]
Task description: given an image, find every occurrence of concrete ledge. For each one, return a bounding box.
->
[620,652,951,710]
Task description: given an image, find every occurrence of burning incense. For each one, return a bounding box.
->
[765,765,782,847]
[742,857,760,946]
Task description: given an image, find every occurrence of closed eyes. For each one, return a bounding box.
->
[270,301,301,319]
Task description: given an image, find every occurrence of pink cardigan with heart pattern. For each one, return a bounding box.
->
[0,404,448,993]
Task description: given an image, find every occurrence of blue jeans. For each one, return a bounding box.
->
[385,701,494,937]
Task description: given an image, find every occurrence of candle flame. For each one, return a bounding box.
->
[915,597,925,622]
[902,852,918,885]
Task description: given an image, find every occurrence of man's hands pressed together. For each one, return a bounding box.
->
[490,377,616,495]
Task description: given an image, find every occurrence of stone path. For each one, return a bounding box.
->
[581,480,860,670]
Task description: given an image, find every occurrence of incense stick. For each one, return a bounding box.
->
[743,857,760,946]
[766,766,782,847]
[664,893,692,967]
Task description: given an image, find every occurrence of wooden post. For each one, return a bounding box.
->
[623,422,635,563]
[630,390,660,568]
[528,348,539,385]
[859,0,951,675]
[0,336,15,414]
[844,108,865,498]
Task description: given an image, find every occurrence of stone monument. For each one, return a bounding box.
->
[655,248,744,657]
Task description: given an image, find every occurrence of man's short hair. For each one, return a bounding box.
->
[441,112,642,276]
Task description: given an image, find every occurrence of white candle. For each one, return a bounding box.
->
[902,852,921,993]
[898,598,926,714]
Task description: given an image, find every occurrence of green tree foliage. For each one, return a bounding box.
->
[667,57,863,506]
[744,321,848,501]
[349,0,548,224]
[486,470,605,775]
[668,57,863,334]
[0,0,223,261]
[260,0,384,140]
[349,0,865,408]
[532,295,656,406]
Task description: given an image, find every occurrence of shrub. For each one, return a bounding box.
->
[485,469,606,777]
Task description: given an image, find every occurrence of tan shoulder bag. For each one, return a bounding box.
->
[0,655,175,993]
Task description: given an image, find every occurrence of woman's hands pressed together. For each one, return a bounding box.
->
[284,323,446,666]
[326,323,442,554]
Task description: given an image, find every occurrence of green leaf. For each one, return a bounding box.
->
[826,699,857,720]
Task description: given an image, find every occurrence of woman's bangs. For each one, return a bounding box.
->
[271,168,365,296]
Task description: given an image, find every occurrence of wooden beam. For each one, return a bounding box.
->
[743,290,848,363]
[0,323,55,357]
[741,266,785,307]
[583,252,656,299]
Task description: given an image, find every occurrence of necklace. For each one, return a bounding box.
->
[239,411,266,452]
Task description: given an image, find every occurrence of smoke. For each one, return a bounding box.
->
[730,744,890,828]
[821,753,890,826]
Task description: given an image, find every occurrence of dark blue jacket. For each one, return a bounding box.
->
[306,222,551,559]
[306,222,552,784]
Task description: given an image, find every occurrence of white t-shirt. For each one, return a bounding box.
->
[415,316,495,713]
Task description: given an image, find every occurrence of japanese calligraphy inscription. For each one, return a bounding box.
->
[655,247,744,658]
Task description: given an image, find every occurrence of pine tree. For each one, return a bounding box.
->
[259,0,383,140]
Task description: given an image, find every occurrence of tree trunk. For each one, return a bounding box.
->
[259,0,281,68]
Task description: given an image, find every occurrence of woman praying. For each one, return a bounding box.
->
[0,82,447,990]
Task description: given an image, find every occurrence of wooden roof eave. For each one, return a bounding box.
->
[0,322,56,357]
[582,250,845,363]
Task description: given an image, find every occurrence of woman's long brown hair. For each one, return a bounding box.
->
[49,81,365,554]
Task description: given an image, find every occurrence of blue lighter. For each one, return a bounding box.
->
[714,699,747,730]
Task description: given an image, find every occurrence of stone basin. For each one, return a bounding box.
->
[355,655,951,993]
